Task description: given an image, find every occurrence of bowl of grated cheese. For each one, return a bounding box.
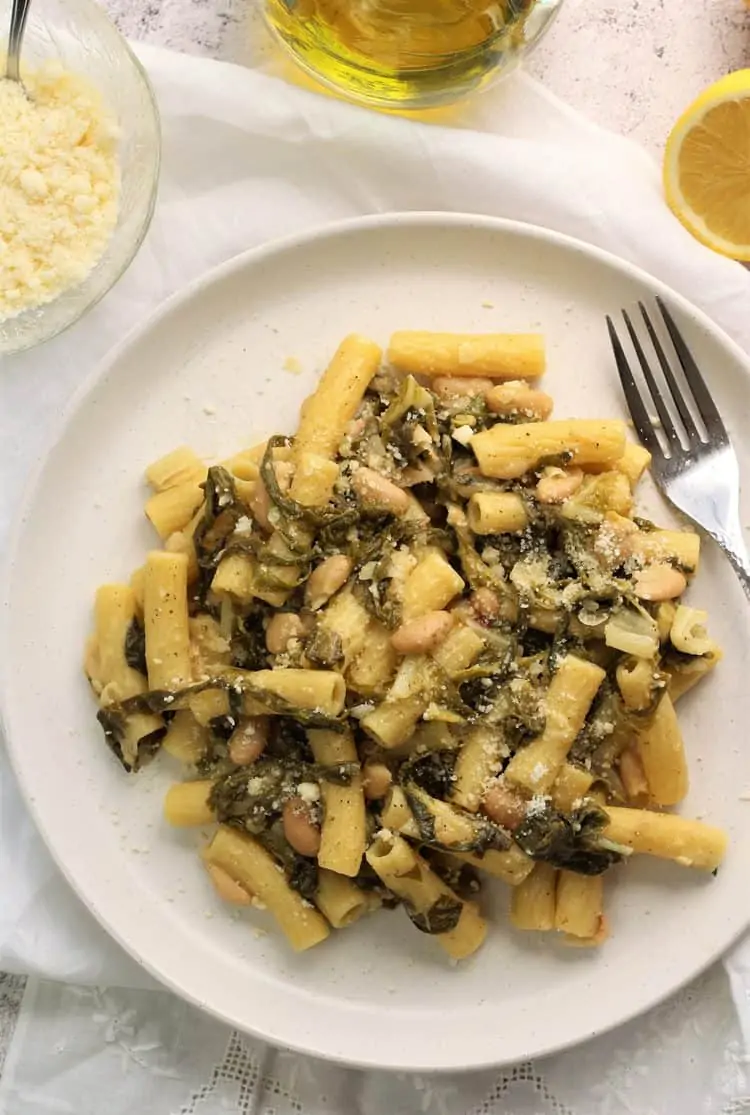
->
[0,0,160,355]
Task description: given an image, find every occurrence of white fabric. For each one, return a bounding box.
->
[1,41,750,1111]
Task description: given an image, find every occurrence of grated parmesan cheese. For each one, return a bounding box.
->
[451,424,475,447]
[0,61,119,322]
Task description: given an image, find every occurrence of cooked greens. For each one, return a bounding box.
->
[405,894,463,935]
[85,331,723,960]
[514,803,623,875]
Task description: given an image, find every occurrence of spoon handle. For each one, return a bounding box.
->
[7,0,33,82]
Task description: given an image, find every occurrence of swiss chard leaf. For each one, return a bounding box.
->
[305,626,344,668]
[514,803,621,876]
[260,436,357,536]
[124,618,147,676]
[405,894,463,935]
[403,783,509,855]
[259,822,319,901]
[230,610,270,671]
[193,466,244,575]
[96,708,165,773]
[401,751,456,800]
[209,760,295,833]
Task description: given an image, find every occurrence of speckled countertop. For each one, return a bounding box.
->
[0,0,748,1075]
[105,0,750,156]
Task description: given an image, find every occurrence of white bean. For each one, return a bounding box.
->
[363,762,392,801]
[634,562,687,602]
[282,797,321,857]
[266,613,305,654]
[536,467,584,504]
[486,381,554,421]
[205,863,253,905]
[482,781,526,831]
[471,587,501,623]
[228,717,269,765]
[305,554,353,611]
[352,468,410,516]
[390,610,455,654]
[432,376,493,400]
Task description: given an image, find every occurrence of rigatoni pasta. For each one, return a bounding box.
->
[84,326,726,961]
[387,331,545,379]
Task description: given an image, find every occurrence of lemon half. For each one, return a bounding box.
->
[664,70,750,260]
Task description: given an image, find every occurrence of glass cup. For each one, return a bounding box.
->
[262,0,563,110]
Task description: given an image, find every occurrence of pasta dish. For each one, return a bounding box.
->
[84,329,727,957]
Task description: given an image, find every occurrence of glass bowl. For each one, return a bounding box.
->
[262,0,563,111]
[0,0,160,356]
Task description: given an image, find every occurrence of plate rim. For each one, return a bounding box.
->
[2,210,749,1073]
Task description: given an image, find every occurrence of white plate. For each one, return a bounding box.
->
[3,214,750,1073]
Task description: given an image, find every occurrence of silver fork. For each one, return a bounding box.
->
[606,297,750,601]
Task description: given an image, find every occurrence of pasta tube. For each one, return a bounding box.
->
[504,656,606,795]
[205,667,346,718]
[143,552,192,690]
[451,725,506,812]
[467,491,528,534]
[400,548,465,622]
[211,553,295,608]
[616,442,651,488]
[362,622,484,749]
[94,584,148,702]
[637,693,688,806]
[189,688,230,725]
[554,871,603,939]
[318,588,371,669]
[290,334,381,504]
[471,420,627,480]
[93,584,162,768]
[618,746,650,804]
[380,785,420,839]
[145,480,205,539]
[550,763,595,813]
[431,624,485,675]
[145,447,205,492]
[446,845,535,886]
[244,669,346,716]
[316,870,375,928]
[387,331,545,379]
[360,695,427,750]
[629,530,701,574]
[667,649,722,702]
[366,833,486,959]
[347,620,398,695]
[291,452,340,509]
[163,710,209,765]
[163,780,216,826]
[603,807,727,870]
[205,827,330,950]
[308,729,366,877]
[220,449,261,481]
[510,863,557,931]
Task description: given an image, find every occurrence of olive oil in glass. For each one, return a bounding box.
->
[264,0,562,109]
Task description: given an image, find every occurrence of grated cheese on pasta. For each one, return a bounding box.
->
[0,61,119,322]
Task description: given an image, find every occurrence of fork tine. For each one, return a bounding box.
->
[656,297,728,443]
[606,316,661,455]
[622,310,683,453]
[638,303,703,448]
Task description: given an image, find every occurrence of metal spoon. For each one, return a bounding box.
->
[6,0,32,85]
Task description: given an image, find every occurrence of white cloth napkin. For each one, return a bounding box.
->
[1,40,750,1110]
